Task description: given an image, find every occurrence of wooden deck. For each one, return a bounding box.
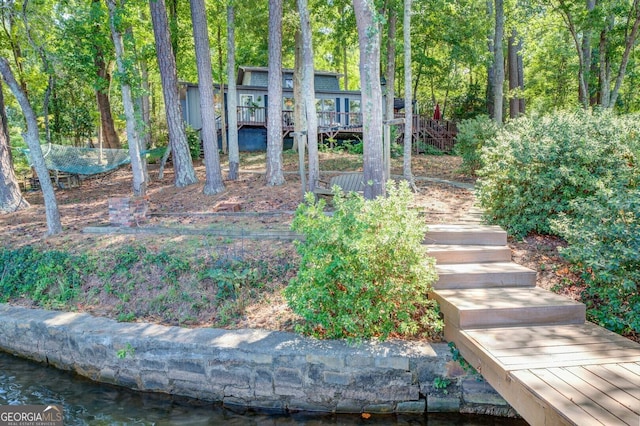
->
[426,224,640,426]
[233,107,456,151]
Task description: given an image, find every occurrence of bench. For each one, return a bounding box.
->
[313,172,364,199]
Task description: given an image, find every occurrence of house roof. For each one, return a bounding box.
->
[236,66,343,85]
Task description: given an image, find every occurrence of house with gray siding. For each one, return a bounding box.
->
[180,66,457,152]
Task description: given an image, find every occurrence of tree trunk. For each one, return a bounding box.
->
[20,1,53,144]
[486,0,495,117]
[599,24,611,108]
[227,4,240,180]
[353,0,385,199]
[298,0,319,192]
[190,0,225,195]
[0,57,61,234]
[493,0,504,124]
[107,0,146,197]
[167,0,179,58]
[609,0,640,108]
[294,30,307,193]
[149,0,198,188]
[384,1,396,183]
[582,0,596,105]
[0,78,29,213]
[508,28,524,118]
[403,0,415,188]
[265,0,285,186]
[139,56,152,149]
[216,22,228,155]
[92,0,120,149]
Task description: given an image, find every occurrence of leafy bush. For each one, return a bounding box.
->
[453,115,499,175]
[477,110,640,237]
[185,125,202,159]
[284,181,442,341]
[0,246,89,305]
[551,189,640,336]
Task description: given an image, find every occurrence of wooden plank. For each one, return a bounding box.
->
[498,350,640,370]
[546,366,638,424]
[465,324,640,351]
[619,362,640,377]
[594,364,640,400]
[446,326,561,425]
[511,369,597,425]
[566,365,640,415]
[489,341,640,358]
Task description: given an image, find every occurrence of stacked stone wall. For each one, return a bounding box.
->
[0,304,517,417]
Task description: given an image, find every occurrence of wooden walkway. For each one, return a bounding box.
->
[425,224,640,426]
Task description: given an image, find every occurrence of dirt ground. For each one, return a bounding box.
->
[0,151,584,336]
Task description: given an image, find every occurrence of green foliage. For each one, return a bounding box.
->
[344,140,364,155]
[432,376,452,393]
[0,246,89,306]
[185,125,202,160]
[448,342,481,378]
[551,190,640,336]
[284,181,442,341]
[420,144,446,156]
[477,110,640,237]
[453,115,499,175]
[116,343,135,359]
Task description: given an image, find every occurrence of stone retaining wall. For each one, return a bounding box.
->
[0,304,517,416]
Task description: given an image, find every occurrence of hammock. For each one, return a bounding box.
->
[22,144,166,176]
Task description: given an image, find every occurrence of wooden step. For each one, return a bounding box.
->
[435,262,536,289]
[425,224,507,246]
[426,244,512,264]
[431,287,586,329]
[442,323,640,426]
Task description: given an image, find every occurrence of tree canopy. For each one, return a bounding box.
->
[2,0,640,177]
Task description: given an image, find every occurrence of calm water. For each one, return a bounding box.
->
[0,351,528,425]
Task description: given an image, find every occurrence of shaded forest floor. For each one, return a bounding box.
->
[0,151,586,338]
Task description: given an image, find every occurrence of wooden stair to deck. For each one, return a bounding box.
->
[424,224,640,425]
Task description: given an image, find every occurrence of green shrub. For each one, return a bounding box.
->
[185,125,202,160]
[551,189,640,336]
[477,110,640,237]
[0,246,89,305]
[284,181,442,341]
[454,115,499,175]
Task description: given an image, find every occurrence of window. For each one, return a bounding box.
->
[316,98,336,126]
[283,97,294,126]
[349,99,362,125]
[240,94,255,122]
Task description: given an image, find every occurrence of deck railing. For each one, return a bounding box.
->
[236,107,363,129]
[232,106,456,151]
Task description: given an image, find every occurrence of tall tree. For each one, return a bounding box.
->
[90,0,121,149]
[297,0,319,192]
[384,0,396,182]
[265,0,285,186]
[149,0,197,187]
[0,79,28,213]
[0,57,61,234]
[20,0,54,144]
[508,28,525,118]
[353,0,385,199]
[606,0,640,108]
[106,0,146,196]
[486,0,496,117]
[189,0,225,195]
[493,0,505,123]
[403,0,415,188]
[227,3,240,181]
